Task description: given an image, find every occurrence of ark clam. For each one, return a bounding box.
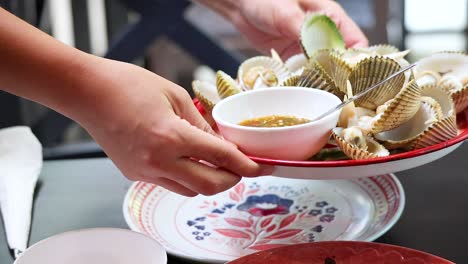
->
[237,56,289,90]
[191,13,465,162]
[414,52,468,113]
[311,49,352,93]
[296,61,342,97]
[374,96,457,150]
[216,71,242,99]
[332,127,389,160]
[284,53,307,76]
[192,80,221,112]
[349,56,406,110]
[342,44,410,67]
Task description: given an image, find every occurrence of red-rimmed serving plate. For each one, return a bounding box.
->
[123,174,404,263]
[227,241,454,264]
[196,100,468,179]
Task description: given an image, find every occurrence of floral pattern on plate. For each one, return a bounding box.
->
[183,182,340,251]
[123,175,405,263]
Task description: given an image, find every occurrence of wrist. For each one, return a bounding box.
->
[59,54,123,127]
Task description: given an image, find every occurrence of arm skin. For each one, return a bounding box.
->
[196,0,368,59]
[0,8,272,197]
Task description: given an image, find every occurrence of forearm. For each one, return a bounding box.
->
[0,8,100,122]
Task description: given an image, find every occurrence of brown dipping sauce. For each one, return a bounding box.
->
[239,114,310,127]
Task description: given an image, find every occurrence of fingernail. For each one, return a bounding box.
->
[259,165,275,176]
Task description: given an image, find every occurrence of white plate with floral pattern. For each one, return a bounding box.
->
[123,174,405,263]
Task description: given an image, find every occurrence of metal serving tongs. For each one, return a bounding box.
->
[310,63,417,122]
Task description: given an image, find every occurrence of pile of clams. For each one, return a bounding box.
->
[192,47,467,161]
[192,15,467,161]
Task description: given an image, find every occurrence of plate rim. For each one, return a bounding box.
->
[122,174,405,263]
[122,181,222,264]
[195,99,468,168]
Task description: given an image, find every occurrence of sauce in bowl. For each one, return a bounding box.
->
[239,115,310,127]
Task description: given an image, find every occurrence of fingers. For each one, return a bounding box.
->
[170,158,242,196]
[173,88,220,138]
[149,177,198,197]
[330,7,368,48]
[176,120,272,177]
[275,2,306,40]
[279,42,303,60]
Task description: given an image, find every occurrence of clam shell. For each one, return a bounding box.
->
[337,83,355,128]
[396,58,410,68]
[332,127,389,160]
[420,96,444,120]
[416,71,441,87]
[281,75,300,87]
[311,49,352,93]
[300,13,345,58]
[438,75,468,113]
[370,79,421,133]
[374,97,448,150]
[420,83,455,118]
[216,71,242,99]
[439,74,464,93]
[285,53,307,75]
[383,50,410,61]
[349,56,406,110]
[343,45,409,67]
[358,44,400,55]
[414,51,468,84]
[192,80,221,112]
[270,49,283,63]
[337,81,378,128]
[237,56,290,90]
[452,83,468,113]
[411,115,458,150]
[342,49,371,67]
[296,62,337,94]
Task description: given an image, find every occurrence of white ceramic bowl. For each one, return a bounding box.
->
[212,87,342,160]
[14,228,167,264]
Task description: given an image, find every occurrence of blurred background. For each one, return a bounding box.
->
[0,0,467,159]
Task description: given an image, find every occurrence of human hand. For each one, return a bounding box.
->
[74,58,271,196]
[227,0,368,59]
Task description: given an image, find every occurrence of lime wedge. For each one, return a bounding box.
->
[300,13,345,58]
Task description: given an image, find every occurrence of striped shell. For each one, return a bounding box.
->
[416,71,441,87]
[237,56,289,90]
[349,56,406,110]
[370,79,421,133]
[374,97,457,150]
[310,49,351,93]
[438,75,468,113]
[281,75,300,87]
[216,71,242,99]
[357,44,400,55]
[296,62,342,97]
[452,84,468,113]
[332,127,389,160]
[414,51,468,84]
[420,83,455,118]
[285,53,307,76]
[192,80,221,112]
[342,45,409,67]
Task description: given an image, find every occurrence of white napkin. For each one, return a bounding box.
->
[0,126,42,257]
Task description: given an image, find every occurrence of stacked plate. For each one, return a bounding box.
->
[123,175,405,263]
